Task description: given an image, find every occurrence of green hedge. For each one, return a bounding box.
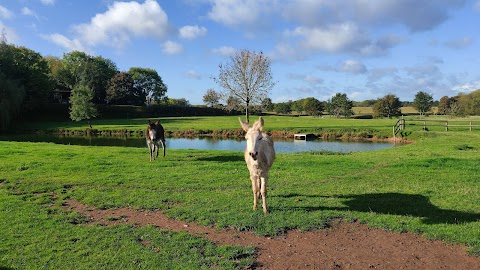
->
[20,104,242,120]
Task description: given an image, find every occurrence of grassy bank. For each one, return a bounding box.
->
[9,115,403,140]
[1,128,479,268]
[12,115,480,141]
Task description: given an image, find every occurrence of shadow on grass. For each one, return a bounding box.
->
[195,155,244,162]
[273,192,480,224]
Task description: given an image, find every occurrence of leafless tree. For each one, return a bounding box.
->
[214,50,275,123]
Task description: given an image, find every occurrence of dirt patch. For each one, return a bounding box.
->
[63,200,479,269]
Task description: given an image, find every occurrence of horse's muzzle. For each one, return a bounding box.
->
[249,152,258,160]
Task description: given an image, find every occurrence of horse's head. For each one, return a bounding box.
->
[147,121,159,142]
[240,117,264,161]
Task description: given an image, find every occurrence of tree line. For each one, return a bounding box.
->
[204,88,480,118]
[0,34,169,130]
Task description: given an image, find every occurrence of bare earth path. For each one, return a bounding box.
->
[63,200,480,269]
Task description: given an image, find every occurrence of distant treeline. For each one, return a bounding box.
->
[21,104,241,121]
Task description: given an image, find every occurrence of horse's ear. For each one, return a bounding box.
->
[252,117,264,131]
[258,117,264,129]
[239,118,250,132]
[155,120,160,125]
[148,120,152,124]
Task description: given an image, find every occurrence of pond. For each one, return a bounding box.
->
[0,134,396,153]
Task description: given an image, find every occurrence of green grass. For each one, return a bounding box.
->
[1,118,480,268]
[13,115,400,138]
[15,115,480,140]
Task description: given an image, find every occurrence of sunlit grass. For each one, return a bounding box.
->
[1,128,479,269]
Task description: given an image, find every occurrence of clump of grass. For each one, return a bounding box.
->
[455,144,474,150]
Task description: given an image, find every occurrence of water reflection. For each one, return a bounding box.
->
[0,134,395,153]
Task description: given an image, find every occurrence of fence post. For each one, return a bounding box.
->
[423,121,426,131]
[470,121,472,131]
[393,126,396,143]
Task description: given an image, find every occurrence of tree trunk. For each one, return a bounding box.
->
[245,99,250,123]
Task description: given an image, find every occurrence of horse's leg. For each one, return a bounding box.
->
[148,142,154,161]
[160,139,166,157]
[153,144,158,160]
[260,173,268,214]
[251,175,260,211]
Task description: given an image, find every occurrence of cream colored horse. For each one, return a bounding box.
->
[239,117,275,213]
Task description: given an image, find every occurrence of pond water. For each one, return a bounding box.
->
[0,134,396,153]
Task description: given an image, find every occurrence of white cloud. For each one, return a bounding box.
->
[40,0,55,5]
[68,0,170,49]
[185,70,201,80]
[281,0,464,32]
[476,1,480,12]
[452,81,480,93]
[339,59,367,74]
[444,37,473,49]
[286,23,365,53]
[0,5,13,19]
[162,40,183,54]
[211,46,236,57]
[41,33,89,52]
[207,0,269,26]
[288,73,323,86]
[179,25,207,40]
[21,7,39,19]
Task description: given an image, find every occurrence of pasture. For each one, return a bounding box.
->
[0,116,479,269]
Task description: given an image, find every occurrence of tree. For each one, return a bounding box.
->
[164,98,190,107]
[457,90,480,116]
[413,91,433,116]
[60,51,118,104]
[372,94,402,118]
[214,49,275,123]
[261,97,274,112]
[69,84,97,128]
[106,72,144,105]
[128,67,167,105]
[202,88,221,107]
[274,102,292,115]
[0,35,25,130]
[0,36,53,122]
[437,96,451,115]
[326,93,353,118]
[225,96,242,112]
[303,97,323,116]
[0,73,25,130]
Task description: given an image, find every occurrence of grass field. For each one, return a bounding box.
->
[1,117,479,269]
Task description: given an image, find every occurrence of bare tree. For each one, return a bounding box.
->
[214,49,275,123]
[202,88,221,107]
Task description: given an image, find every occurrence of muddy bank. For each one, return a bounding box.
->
[44,128,411,143]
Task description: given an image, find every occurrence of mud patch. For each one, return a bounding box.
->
[63,200,479,269]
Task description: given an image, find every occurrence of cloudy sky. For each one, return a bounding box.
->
[1,0,480,104]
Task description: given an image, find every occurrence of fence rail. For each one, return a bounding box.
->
[394,119,480,138]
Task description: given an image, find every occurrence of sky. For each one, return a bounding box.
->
[1,0,480,105]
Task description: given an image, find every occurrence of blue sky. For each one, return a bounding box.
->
[1,0,480,105]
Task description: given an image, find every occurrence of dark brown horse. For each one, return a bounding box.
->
[146,120,166,161]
